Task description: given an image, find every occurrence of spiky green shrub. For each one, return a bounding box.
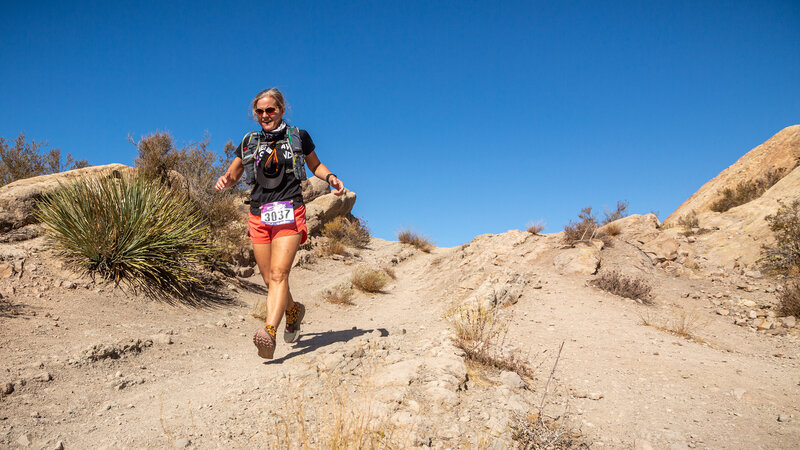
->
[35,173,212,297]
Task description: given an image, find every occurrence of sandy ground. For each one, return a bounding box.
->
[1,234,799,449]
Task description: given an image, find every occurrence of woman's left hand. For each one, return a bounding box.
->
[329,175,345,196]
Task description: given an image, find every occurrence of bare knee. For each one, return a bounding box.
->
[269,267,290,284]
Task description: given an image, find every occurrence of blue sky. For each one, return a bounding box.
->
[2,1,799,247]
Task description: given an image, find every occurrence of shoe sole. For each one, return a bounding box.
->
[253,328,275,359]
[283,303,305,344]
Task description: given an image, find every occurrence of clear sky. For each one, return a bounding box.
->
[2,1,799,247]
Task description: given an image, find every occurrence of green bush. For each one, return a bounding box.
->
[0,133,87,187]
[35,173,212,297]
[759,199,800,274]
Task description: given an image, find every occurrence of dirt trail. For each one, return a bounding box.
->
[1,235,799,448]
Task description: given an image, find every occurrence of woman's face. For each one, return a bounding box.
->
[254,96,283,131]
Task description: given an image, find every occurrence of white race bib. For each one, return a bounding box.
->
[260,201,295,225]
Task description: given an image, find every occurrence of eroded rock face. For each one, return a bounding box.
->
[0,164,134,233]
[304,190,357,235]
[553,243,600,275]
[301,177,330,204]
[666,125,800,224]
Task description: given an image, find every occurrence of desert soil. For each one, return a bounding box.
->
[1,231,799,449]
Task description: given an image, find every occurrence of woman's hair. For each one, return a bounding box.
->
[250,88,287,118]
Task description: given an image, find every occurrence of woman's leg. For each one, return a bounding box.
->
[253,242,296,320]
[265,233,303,329]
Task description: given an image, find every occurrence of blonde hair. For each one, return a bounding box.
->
[250,88,287,118]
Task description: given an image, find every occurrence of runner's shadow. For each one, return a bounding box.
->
[265,327,389,365]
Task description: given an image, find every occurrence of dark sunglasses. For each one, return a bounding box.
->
[255,107,278,115]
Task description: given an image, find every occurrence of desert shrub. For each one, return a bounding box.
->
[710,168,789,213]
[35,173,212,297]
[351,266,390,293]
[602,222,622,236]
[321,283,355,305]
[397,229,434,252]
[446,303,534,378]
[759,199,800,274]
[381,265,396,280]
[131,132,244,262]
[677,210,699,230]
[778,281,800,317]
[601,200,629,225]
[590,271,653,303]
[526,220,545,234]
[510,411,589,449]
[563,206,608,244]
[318,238,349,257]
[0,133,87,187]
[640,309,707,342]
[321,216,370,248]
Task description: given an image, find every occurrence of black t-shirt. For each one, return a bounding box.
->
[238,128,315,216]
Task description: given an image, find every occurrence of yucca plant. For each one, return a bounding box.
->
[35,173,212,297]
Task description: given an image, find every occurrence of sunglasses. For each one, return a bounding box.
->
[255,107,279,116]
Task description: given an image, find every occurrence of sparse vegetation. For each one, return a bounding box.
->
[35,173,212,297]
[590,271,653,304]
[640,309,707,342]
[710,167,791,213]
[563,206,612,245]
[778,281,800,318]
[131,131,244,263]
[601,200,629,225]
[602,222,622,236]
[526,220,545,235]
[446,303,534,379]
[397,228,434,252]
[0,133,87,187]
[321,283,356,305]
[510,410,589,449]
[321,216,371,248]
[677,210,699,230]
[759,199,800,275]
[318,238,349,257]
[351,266,391,293]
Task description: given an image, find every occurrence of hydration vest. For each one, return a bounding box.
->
[239,126,307,188]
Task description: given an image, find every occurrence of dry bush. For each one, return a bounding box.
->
[601,200,629,225]
[321,283,355,305]
[318,238,349,257]
[351,266,391,293]
[590,271,653,303]
[526,220,545,235]
[321,216,370,248]
[677,210,699,230]
[131,132,244,263]
[640,309,707,342]
[710,168,790,213]
[759,199,800,275]
[563,206,609,245]
[778,280,800,317]
[397,229,434,252]
[381,265,396,280]
[446,303,534,379]
[510,411,589,450]
[0,133,87,187]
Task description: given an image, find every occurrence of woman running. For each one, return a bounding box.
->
[215,88,345,359]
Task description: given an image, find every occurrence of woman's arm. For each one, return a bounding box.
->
[215,157,244,191]
[305,151,345,196]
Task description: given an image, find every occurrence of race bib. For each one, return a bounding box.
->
[260,201,295,225]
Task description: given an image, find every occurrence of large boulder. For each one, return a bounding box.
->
[301,177,331,203]
[305,190,357,235]
[0,164,134,233]
[553,242,600,275]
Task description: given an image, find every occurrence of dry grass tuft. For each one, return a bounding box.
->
[640,308,708,342]
[397,229,434,252]
[710,167,791,213]
[446,303,534,379]
[351,266,391,293]
[602,222,622,236]
[778,280,800,317]
[526,220,546,235]
[321,283,355,305]
[321,216,371,248]
[590,271,653,304]
[318,238,349,257]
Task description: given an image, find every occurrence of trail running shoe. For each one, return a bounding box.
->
[253,326,276,359]
[284,302,305,344]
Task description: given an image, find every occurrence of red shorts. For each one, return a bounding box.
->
[248,204,308,245]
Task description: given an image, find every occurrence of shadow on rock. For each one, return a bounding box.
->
[266,327,389,365]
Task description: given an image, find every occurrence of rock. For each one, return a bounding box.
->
[152,334,174,345]
[237,266,254,278]
[1,381,13,396]
[553,243,600,275]
[63,281,76,289]
[304,190,357,235]
[301,177,330,203]
[215,320,227,328]
[587,392,604,400]
[175,437,192,448]
[0,262,13,278]
[79,338,153,362]
[0,163,135,233]
[34,372,52,382]
[499,371,526,390]
[716,308,730,316]
[748,310,758,319]
[16,433,31,446]
[54,441,64,450]
[757,320,773,331]
[783,316,796,328]
[641,235,680,262]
